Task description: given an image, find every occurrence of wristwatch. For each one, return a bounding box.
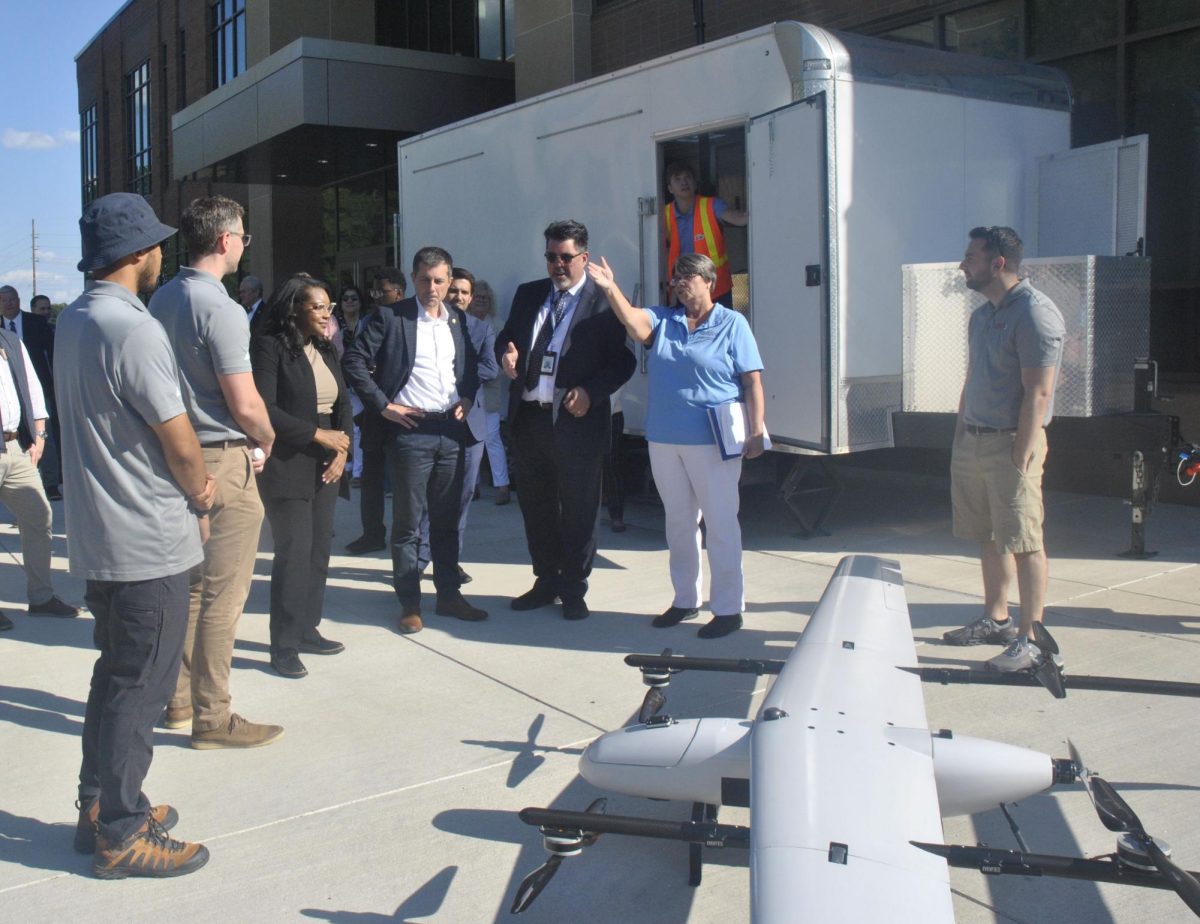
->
[34,430,47,440]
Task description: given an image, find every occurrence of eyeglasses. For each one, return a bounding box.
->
[544,252,584,265]
[225,230,252,246]
[343,293,360,301]
[371,287,401,299]
[306,302,335,312]
[672,273,702,285]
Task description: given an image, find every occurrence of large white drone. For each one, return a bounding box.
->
[511,555,1200,921]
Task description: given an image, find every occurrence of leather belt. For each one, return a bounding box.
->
[522,400,554,411]
[964,424,1016,435]
[203,438,248,449]
[418,409,455,422]
[2,431,18,442]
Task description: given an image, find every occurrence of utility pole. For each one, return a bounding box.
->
[31,219,37,296]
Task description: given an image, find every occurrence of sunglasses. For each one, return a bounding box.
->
[544,252,584,265]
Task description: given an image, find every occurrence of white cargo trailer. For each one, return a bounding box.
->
[397,21,1123,455]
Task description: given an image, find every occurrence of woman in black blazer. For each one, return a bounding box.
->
[252,274,353,678]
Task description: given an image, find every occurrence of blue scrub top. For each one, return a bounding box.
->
[643,304,763,445]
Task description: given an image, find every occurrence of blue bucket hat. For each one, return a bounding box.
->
[78,193,176,273]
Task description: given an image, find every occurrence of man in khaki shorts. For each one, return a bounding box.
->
[943,226,1065,672]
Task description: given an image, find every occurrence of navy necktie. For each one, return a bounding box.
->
[524,289,568,392]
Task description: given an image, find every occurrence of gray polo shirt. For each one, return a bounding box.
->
[149,266,251,443]
[54,281,203,581]
[962,279,1065,429]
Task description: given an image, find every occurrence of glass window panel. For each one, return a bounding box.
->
[452,0,476,56]
[1131,0,1197,34]
[337,171,387,250]
[1050,50,1120,147]
[945,0,1021,60]
[880,19,936,48]
[478,0,501,60]
[1129,29,1200,287]
[1029,0,1117,56]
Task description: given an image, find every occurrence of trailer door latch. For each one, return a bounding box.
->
[805,265,821,287]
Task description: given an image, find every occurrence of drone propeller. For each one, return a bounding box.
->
[1069,740,1200,916]
[1030,623,1066,698]
[510,797,607,914]
[637,648,673,725]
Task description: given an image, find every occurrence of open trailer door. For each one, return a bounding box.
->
[747,94,829,452]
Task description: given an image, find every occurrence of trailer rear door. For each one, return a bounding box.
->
[747,94,829,452]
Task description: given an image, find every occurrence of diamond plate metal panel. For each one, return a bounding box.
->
[902,256,1150,417]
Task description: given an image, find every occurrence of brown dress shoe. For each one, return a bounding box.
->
[189,713,284,750]
[494,485,511,505]
[75,797,179,854]
[436,594,488,622]
[93,816,208,879]
[398,608,423,634]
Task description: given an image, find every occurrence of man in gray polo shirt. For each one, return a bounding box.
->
[59,192,216,877]
[943,226,1065,672]
[150,195,280,749]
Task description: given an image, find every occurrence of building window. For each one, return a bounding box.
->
[81,104,99,205]
[210,0,247,89]
[377,0,513,60]
[125,61,151,195]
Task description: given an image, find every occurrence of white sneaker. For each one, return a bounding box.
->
[986,638,1042,672]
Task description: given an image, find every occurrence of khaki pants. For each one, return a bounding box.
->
[170,445,264,732]
[0,440,54,604]
[951,428,1047,555]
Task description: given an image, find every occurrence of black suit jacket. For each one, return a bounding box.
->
[496,276,635,449]
[13,311,54,400]
[341,298,480,450]
[251,334,353,499]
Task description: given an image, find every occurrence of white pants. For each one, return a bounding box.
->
[482,410,509,487]
[648,441,744,616]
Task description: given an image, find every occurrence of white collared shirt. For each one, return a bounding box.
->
[2,312,24,339]
[0,339,48,433]
[522,276,584,404]
[394,303,460,412]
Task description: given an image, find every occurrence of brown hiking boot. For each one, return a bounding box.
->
[190,713,284,750]
[92,815,208,879]
[163,705,193,729]
[398,607,423,635]
[75,797,179,854]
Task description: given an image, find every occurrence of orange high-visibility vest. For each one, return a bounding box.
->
[665,195,732,297]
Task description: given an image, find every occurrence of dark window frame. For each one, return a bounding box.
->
[81,104,99,206]
[210,0,247,89]
[124,60,152,195]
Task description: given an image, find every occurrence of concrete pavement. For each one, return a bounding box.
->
[1,462,1197,923]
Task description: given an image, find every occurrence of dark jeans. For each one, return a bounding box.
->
[603,411,626,521]
[359,442,386,543]
[418,438,484,568]
[79,570,190,844]
[512,402,603,601]
[263,479,338,656]
[388,420,466,607]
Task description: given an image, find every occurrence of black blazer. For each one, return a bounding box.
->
[341,298,480,450]
[16,311,54,399]
[496,276,635,448]
[252,334,353,500]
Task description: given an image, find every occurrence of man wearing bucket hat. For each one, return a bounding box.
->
[57,192,217,878]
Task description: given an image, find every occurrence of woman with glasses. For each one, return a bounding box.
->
[252,274,353,678]
[586,252,766,639]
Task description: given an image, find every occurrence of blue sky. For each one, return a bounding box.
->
[0,2,121,306]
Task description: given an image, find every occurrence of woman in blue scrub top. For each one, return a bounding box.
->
[587,253,766,638]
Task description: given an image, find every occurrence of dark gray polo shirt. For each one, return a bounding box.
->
[149,266,251,444]
[54,282,203,581]
[962,279,1065,429]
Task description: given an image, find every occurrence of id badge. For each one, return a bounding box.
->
[540,350,558,376]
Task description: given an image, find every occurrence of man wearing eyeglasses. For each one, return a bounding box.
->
[149,196,282,750]
[496,220,635,621]
[344,267,408,555]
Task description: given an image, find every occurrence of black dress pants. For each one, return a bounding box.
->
[512,402,603,601]
[79,570,190,843]
[358,443,386,543]
[263,478,338,656]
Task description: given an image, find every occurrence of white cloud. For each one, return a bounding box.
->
[2,129,80,150]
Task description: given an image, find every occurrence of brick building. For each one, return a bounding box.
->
[78,1,1197,377]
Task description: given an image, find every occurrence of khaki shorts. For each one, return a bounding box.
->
[951,428,1047,554]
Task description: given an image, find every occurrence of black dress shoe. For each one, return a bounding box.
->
[270,651,308,678]
[511,583,558,611]
[436,593,488,621]
[561,597,590,621]
[698,614,742,639]
[652,605,699,628]
[0,611,12,632]
[299,633,345,655]
[345,535,386,555]
[29,596,80,618]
